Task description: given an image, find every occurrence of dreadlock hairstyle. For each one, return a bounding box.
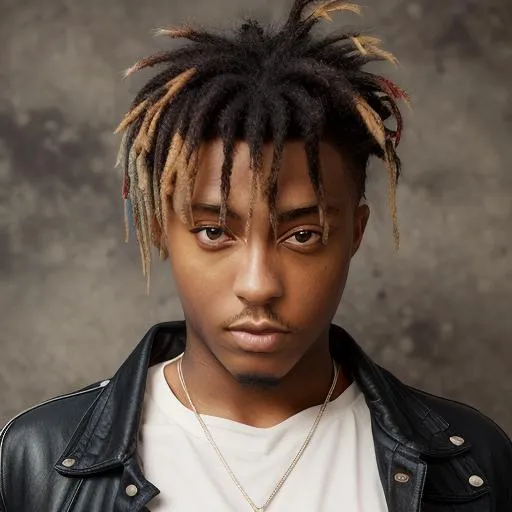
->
[115,0,409,291]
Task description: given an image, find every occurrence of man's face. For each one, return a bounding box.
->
[165,139,369,383]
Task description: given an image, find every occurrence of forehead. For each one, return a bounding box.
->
[174,139,355,211]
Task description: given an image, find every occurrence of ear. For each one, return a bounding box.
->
[351,203,370,257]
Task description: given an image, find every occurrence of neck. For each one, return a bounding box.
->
[164,327,350,428]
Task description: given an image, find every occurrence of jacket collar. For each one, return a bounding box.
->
[55,321,467,476]
[329,325,471,458]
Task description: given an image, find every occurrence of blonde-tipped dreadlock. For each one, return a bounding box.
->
[115,0,409,291]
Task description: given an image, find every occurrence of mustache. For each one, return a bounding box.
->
[222,307,294,331]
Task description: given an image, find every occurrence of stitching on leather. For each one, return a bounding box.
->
[64,478,84,512]
[0,384,105,511]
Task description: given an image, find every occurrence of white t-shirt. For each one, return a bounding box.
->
[138,357,388,512]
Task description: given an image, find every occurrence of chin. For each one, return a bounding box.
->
[219,345,302,389]
[234,372,282,389]
[221,349,295,385]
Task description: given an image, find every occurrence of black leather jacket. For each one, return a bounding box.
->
[1,322,511,511]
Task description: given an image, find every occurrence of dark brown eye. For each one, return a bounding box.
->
[282,229,321,249]
[204,227,223,241]
[294,231,313,243]
[192,226,233,248]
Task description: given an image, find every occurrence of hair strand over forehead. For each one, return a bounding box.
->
[114,0,409,290]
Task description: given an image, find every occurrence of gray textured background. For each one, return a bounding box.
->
[1,0,511,433]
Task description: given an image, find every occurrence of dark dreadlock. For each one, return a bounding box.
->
[115,0,409,290]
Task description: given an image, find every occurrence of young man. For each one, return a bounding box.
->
[1,1,511,511]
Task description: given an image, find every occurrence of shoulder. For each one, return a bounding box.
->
[0,380,109,510]
[409,385,512,501]
[1,380,109,450]
[379,363,512,462]
[411,385,512,453]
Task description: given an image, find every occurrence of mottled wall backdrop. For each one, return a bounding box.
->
[1,0,511,432]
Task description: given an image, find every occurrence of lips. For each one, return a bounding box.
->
[227,320,289,334]
[227,329,287,353]
[226,321,290,353]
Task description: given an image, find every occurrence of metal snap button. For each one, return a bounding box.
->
[62,458,76,468]
[125,484,139,497]
[449,435,465,446]
[469,475,484,488]
[394,472,410,483]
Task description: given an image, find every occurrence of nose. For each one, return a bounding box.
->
[233,244,283,306]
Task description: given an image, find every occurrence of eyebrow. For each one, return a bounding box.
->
[190,203,339,223]
[191,203,242,221]
[277,205,339,223]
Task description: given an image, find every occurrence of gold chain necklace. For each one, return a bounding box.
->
[177,357,339,512]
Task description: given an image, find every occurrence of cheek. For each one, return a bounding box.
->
[167,228,203,300]
[282,250,351,324]
[167,228,233,312]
